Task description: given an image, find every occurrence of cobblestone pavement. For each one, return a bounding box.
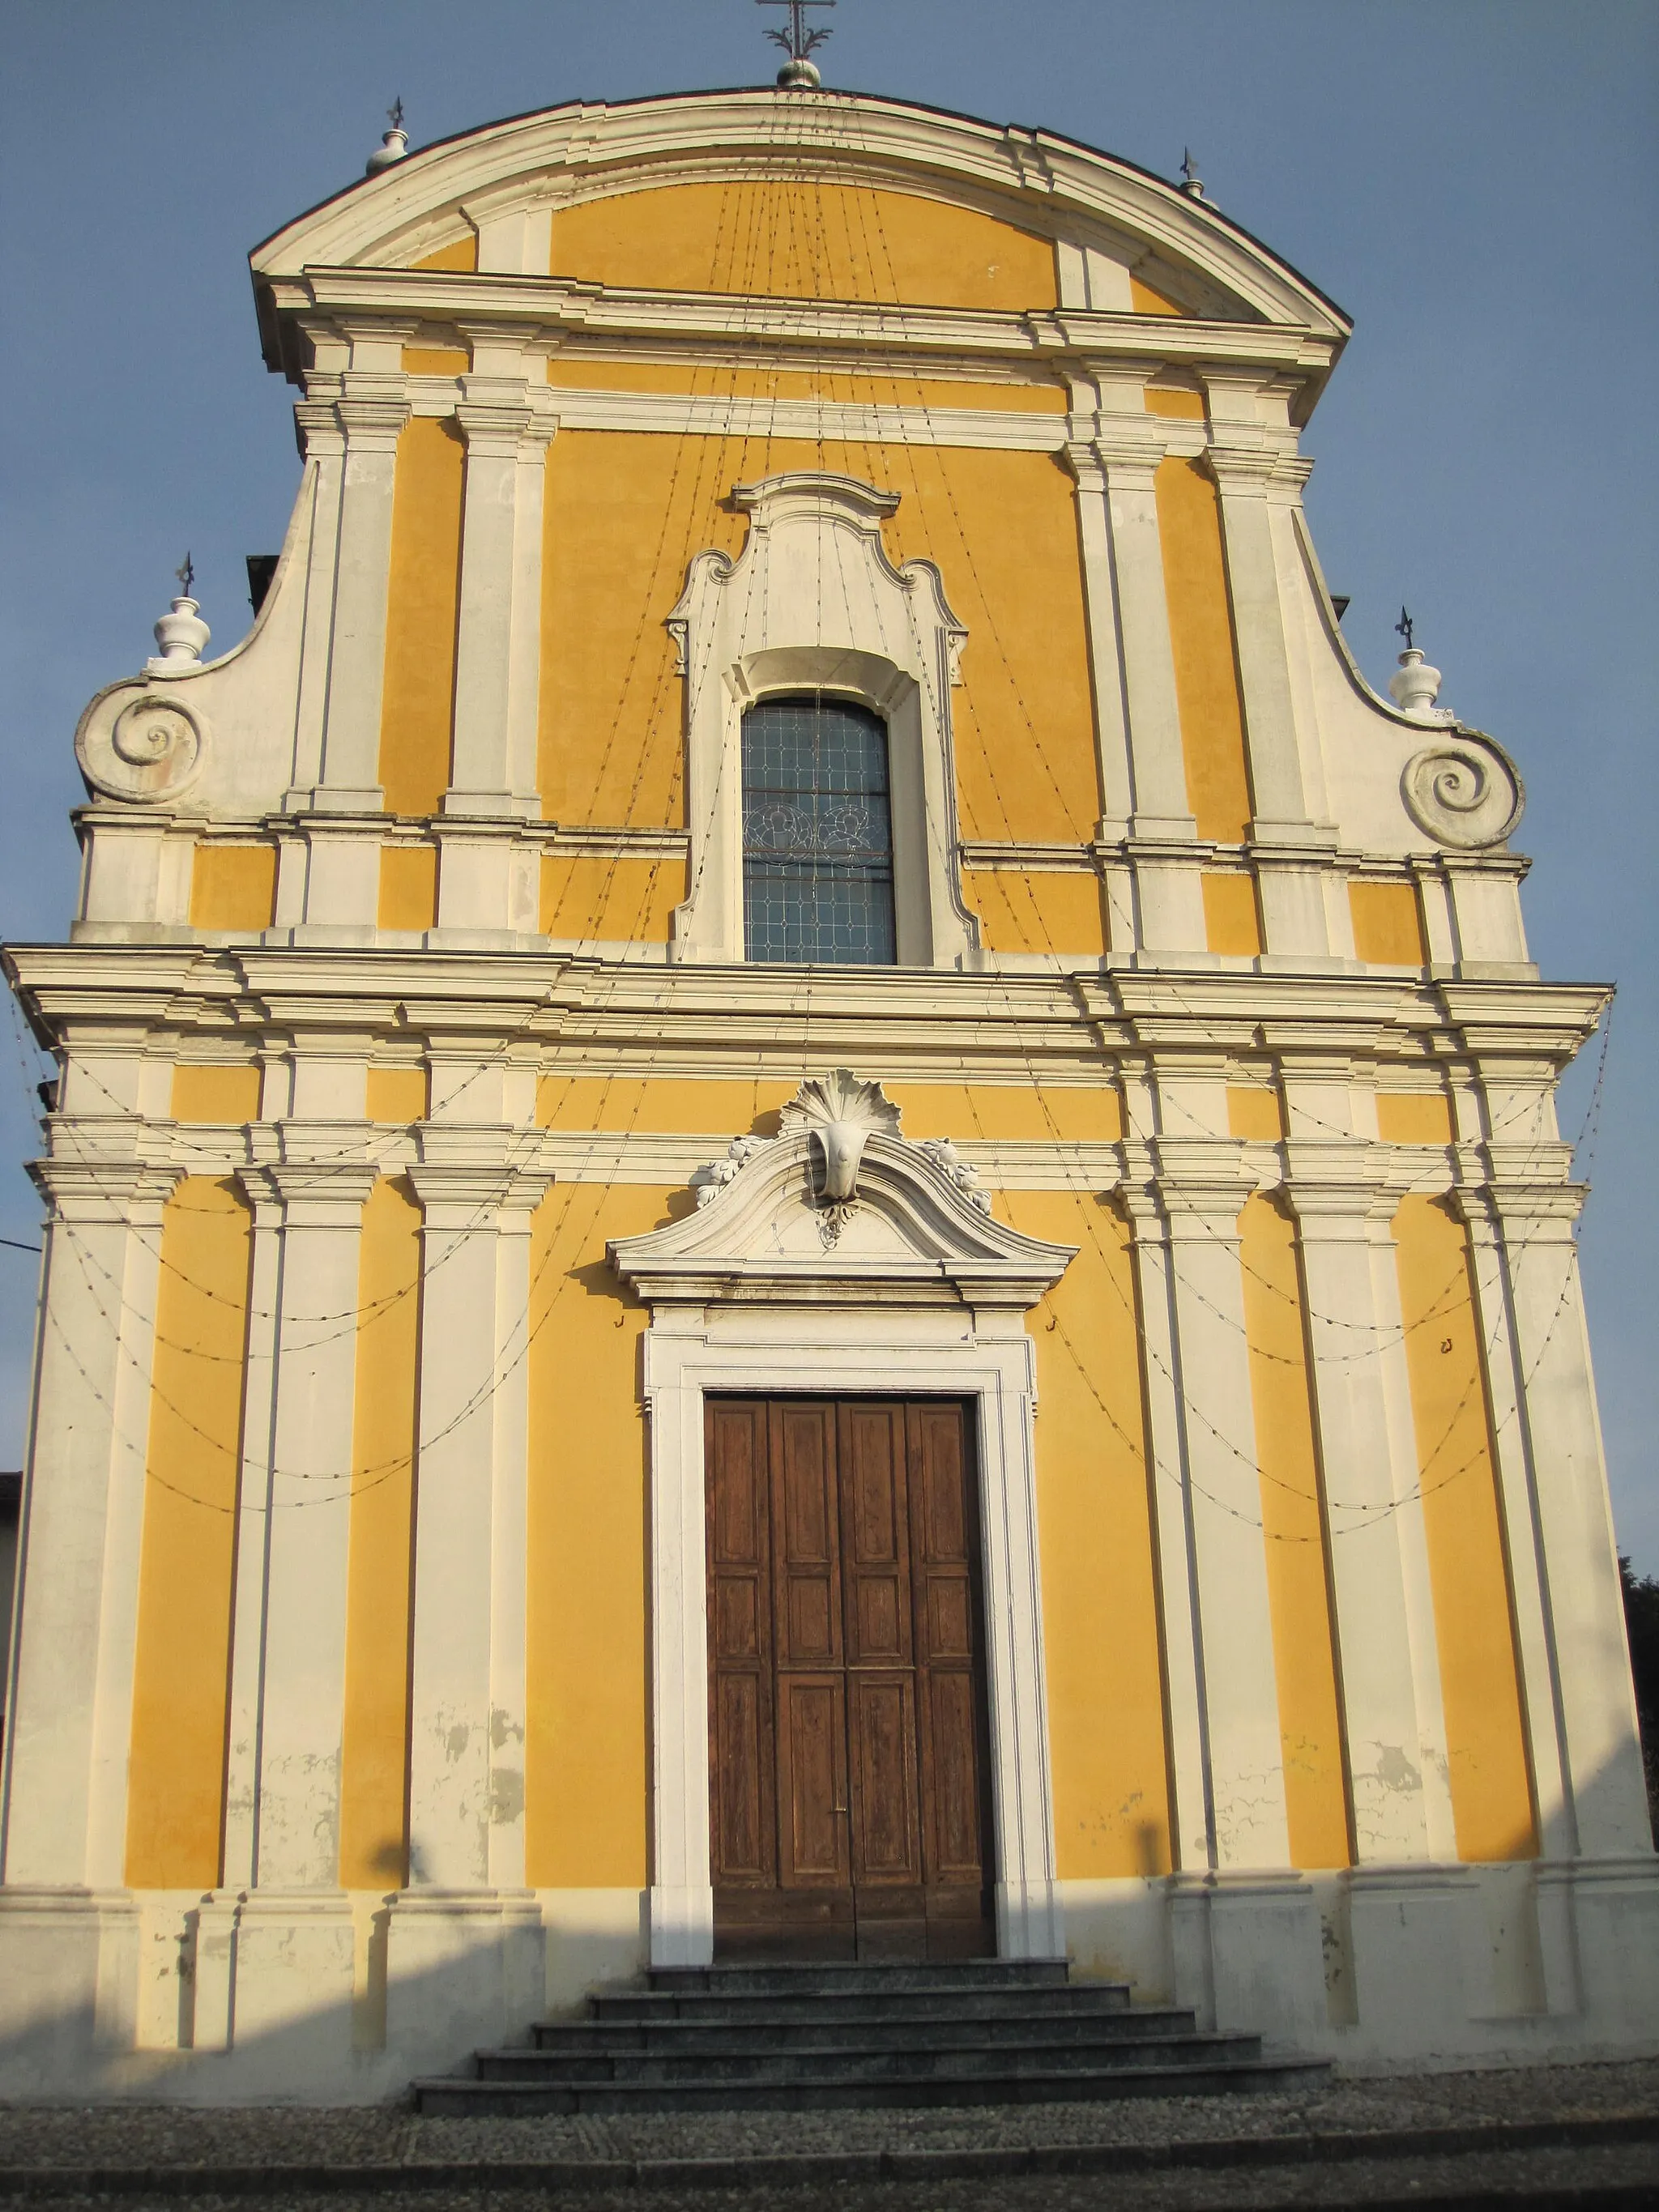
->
[0,2059,1653,2207]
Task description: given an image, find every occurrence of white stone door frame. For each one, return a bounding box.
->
[639,1306,1064,1970]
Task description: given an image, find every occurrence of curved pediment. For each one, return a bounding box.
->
[250,89,1348,344]
[608,1126,1074,1311]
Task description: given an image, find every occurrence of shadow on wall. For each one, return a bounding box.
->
[0,1889,647,2104]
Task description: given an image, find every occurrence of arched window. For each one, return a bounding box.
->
[740,696,897,965]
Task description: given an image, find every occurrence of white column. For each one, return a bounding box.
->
[2,1159,176,1888]
[435,363,553,944]
[314,384,410,810]
[1202,385,1335,961]
[227,1153,375,2060]
[286,404,347,807]
[1282,1153,1455,1864]
[386,1136,547,2068]
[1461,1177,1650,1857]
[1088,436,1209,959]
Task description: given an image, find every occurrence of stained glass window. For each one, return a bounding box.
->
[741,696,897,965]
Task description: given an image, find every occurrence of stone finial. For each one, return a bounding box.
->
[366,96,409,176]
[146,556,210,673]
[1387,607,1453,720]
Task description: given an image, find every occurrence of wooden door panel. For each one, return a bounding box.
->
[709,1397,992,1960]
[774,1403,842,1669]
[839,1404,913,1667]
[847,1673,923,1883]
[714,1672,769,1880]
[707,1400,774,1891]
[923,1667,987,1881]
[778,1676,849,1885]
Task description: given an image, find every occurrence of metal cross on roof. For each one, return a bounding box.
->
[1395,605,1415,650]
[758,0,835,62]
[175,552,194,596]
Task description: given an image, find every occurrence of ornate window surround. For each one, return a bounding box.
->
[666,473,983,970]
[608,1073,1076,1969]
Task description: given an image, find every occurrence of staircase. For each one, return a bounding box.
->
[413,1960,1328,2115]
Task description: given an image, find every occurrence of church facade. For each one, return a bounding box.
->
[1,83,1653,2100]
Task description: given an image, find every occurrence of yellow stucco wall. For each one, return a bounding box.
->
[172,1063,262,1126]
[339,1177,424,1890]
[539,854,686,944]
[537,429,1097,852]
[380,416,464,816]
[124,1174,254,1888]
[1236,1189,1350,1869]
[1201,872,1263,957]
[525,1182,672,1886]
[1392,1193,1536,1861]
[550,181,1058,311]
[190,843,277,933]
[1155,455,1253,847]
[1011,1191,1171,1877]
[379,844,439,931]
[1350,881,1427,966]
[966,867,1108,957]
[413,237,477,273]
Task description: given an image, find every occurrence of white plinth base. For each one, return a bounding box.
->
[1055,1857,1659,2069]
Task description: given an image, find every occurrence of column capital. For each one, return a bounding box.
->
[1453,1179,1587,1240]
[30,1156,181,1221]
[242,1157,380,1222]
[454,392,538,456]
[332,391,412,448]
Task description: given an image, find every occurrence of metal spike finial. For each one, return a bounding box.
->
[1180,147,1205,198]
[175,552,194,596]
[1395,605,1415,651]
[387,95,404,131]
[759,0,834,87]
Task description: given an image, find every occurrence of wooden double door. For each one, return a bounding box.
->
[706,1396,996,1960]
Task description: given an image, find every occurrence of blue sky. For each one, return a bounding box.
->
[2,1,1656,1566]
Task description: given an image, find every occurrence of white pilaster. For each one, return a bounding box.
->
[1154,1143,1294,1873]
[311,380,411,813]
[1282,1153,1454,1863]
[402,1140,549,1889]
[1461,1171,1651,1857]
[2,1159,176,1886]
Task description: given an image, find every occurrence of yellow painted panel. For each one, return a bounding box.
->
[537,1075,793,1136]
[1203,872,1262,957]
[339,1177,423,1890]
[1007,1191,1170,1877]
[1350,881,1427,966]
[539,854,685,943]
[546,356,1068,412]
[1157,457,1253,844]
[1238,1194,1351,1869]
[125,1178,253,1887]
[889,1081,1124,1143]
[1376,1092,1454,1145]
[1226,1085,1285,1142]
[539,430,1097,849]
[526,1183,676,1885]
[190,843,277,932]
[366,1067,430,1124]
[1144,386,1206,420]
[964,868,1107,958]
[403,347,469,376]
[378,844,438,931]
[1130,274,1185,315]
[413,236,477,272]
[1392,1194,1536,1862]
[173,1063,262,1126]
[380,416,463,816]
[552,181,1057,311]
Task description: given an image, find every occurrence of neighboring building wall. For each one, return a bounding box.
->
[0,90,1652,2099]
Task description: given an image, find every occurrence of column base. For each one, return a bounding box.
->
[1168,1869,1326,2044]
[384,1886,545,2072]
[996,1876,1066,1961]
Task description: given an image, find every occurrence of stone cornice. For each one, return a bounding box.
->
[273,267,1340,386]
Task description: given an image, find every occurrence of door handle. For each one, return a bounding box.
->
[833,1801,848,1815]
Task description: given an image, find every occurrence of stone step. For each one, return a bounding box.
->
[592,1983,1134,2026]
[649,1959,1073,1997]
[531,2002,1200,2052]
[475,2031,1261,2086]
[412,2056,1327,2117]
